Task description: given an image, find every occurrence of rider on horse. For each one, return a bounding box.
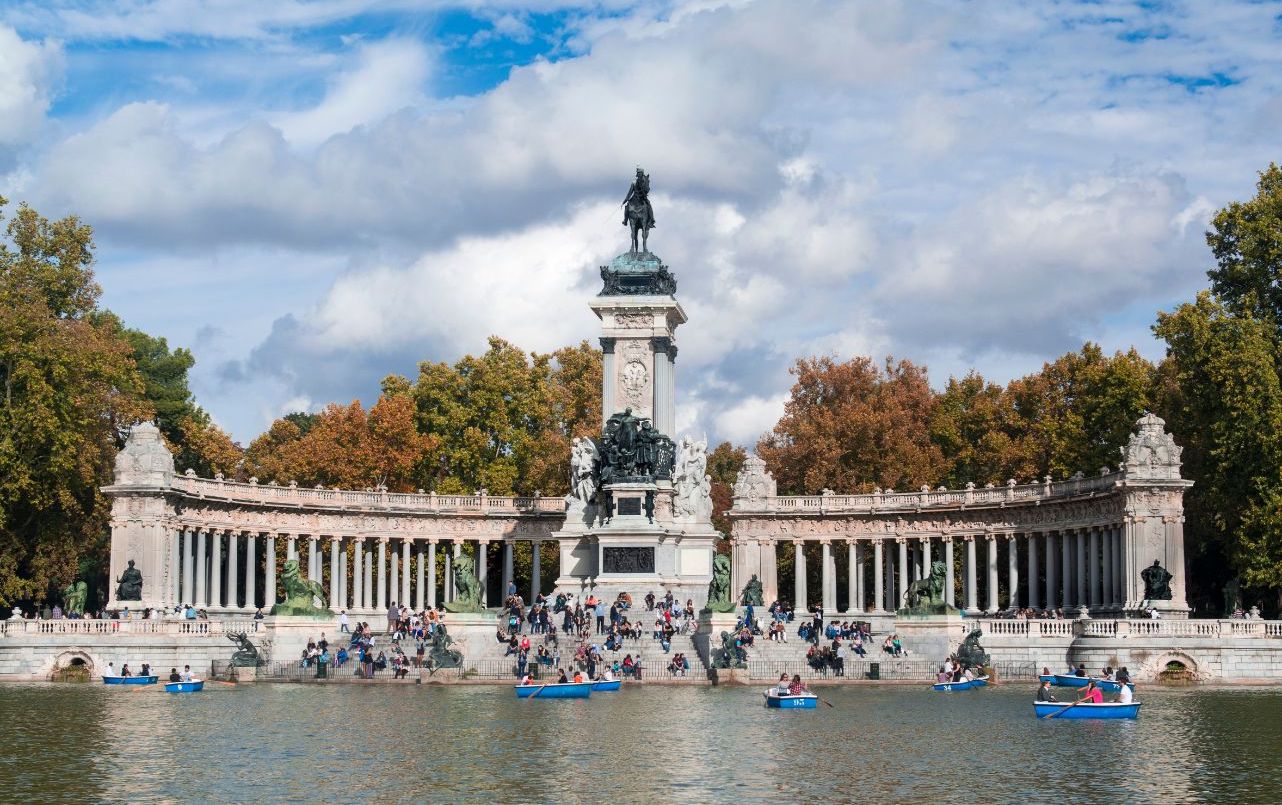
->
[622,167,655,252]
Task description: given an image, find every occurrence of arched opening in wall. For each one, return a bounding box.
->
[50,653,93,682]
[1157,656,1197,684]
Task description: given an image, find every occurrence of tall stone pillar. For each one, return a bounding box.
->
[896,538,908,610]
[943,537,955,607]
[245,533,257,611]
[169,529,181,606]
[209,529,222,609]
[1111,524,1122,608]
[390,551,399,608]
[195,528,208,608]
[760,538,779,605]
[265,534,276,609]
[181,528,194,606]
[445,542,454,603]
[363,541,373,610]
[477,540,489,608]
[1006,534,1019,611]
[287,535,297,562]
[821,540,836,611]
[502,541,514,600]
[1089,527,1102,610]
[986,534,999,613]
[1045,532,1056,613]
[530,540,541,601]
[329,537,341,611]
[339,549,348,613]
[964,536,977,611]
[846,540,858,614]
[416,542,426,611]
[1075,529,1088,613]
[401,538,412,607]
[227,530,239,610]
[1027,531,1039,610]
[308,536,319,583]
[793,541,807,612]
[922,538,932,577]
[377,538,388,610]
[427,540,438,608]
[873,539,884,612]
[352,538,363,610]
[1060,530,1073,611]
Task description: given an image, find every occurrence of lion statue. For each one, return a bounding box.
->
[901,560,953,615]
[444,553,484,613]
[703,554,735,613]
[270,559,329,616]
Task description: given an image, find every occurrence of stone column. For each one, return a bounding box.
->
[922,537,932,576]
[1060,529,1073,611]
[363,541,373,610]
[943,537,955,607]
[416,542,426,611]
[209,529,223,609]
[445,542,455,603]
[245,533,257,611]
[477,540,489,607]
[227,530,239,610]
[329,537,341,611]
[600,338,616,424]
[390,550,400,608]
[846,540,858,613]
[896,538,909,610]
[530,540,541,605]
[873,539,884,613]
[401,538,412,607]
[1045,532,1056,613]
[338,545,347,614]
[502,540,514,601]
[287,535,297,562]
[169,528,181,607]
[195,528,208,608]
[793,541,807,611]
[759,538,779,605]
[1075,528,1087,613]
[1006,534,1019,611]
[964,536,977,611]
[265,534,277,609]
[377,538,388,610]
[986,534,999,613]
[352,538,363,610]
[1110,524,1121,608]
[1089,527,1102,610]
[821,540,836,611]
[180,528,194,605]
[1027,531,1039,610]
[427,540,438,608]
[306,536,317,583]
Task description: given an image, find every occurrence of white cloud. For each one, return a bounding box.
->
[0,25,62,155]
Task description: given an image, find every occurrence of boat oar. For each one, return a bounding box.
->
[1042,698,1085,719]
[529,684,547,698]
[817,695,834,709]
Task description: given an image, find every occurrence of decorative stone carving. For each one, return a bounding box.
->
[732,454,777,509]
[1120,412,1184,481]
[112,421,174,487]
[567,436,600,519]
[673,436,712,521]
[615,312,651,328]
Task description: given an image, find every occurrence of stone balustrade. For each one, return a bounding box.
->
[973,618,1282,640]
[0,618,262,638]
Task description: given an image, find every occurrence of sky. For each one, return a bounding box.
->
[2,0,1280,447]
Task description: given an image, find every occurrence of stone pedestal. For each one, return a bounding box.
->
[891,613,966,662]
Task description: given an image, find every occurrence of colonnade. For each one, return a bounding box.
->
[169,529,549,613]
[769,524,1130,615]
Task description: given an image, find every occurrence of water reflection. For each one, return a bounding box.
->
[3,683,1281,803]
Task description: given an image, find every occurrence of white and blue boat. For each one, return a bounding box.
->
[932,675,988,691]
[1034,700,1141,720]
[164,679,204,693]
[514,682,592,699]
[764,690,818,709]
[102,675,157,686]
[591,679,622,692]
[1042,673,1133,693]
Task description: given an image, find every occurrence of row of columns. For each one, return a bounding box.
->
[777,524,1128,615]
[171,528,549,613]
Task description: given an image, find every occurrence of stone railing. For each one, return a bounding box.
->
[0,618,266,638]
[747,472,1120,514]
[975,618,1282,640]
[167,475,566,515]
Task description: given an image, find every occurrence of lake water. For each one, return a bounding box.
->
[3,682,1281,803]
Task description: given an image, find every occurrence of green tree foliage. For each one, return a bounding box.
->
[1206,163,1282,333]
[706,441,746,538]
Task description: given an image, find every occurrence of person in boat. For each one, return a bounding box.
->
[1076,680,1104,704]
[1116,681,1134,704]
[105,662,116,678]
[1041,666,1051,676]
[121,664,132,677]
[1102,666,1116,681]
[936,667,950,683]
[181,665,193,682]
[141,663,151,677]
[168,668,181,682]
[603,666,615,682]
[1074,663,1087,677]
[520,674,535,686]
[774,672,790,697]
[1117,666,1132,684]
[572,670,584,683]
[557,669,569,684]
[1037,680,1058,702]
[787,674,807,696]
[962,666,975,682]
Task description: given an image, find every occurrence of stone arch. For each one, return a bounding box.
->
[47,649,99,680]
[1152,650,1201,681]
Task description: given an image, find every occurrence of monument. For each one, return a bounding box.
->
[553,169,719,607]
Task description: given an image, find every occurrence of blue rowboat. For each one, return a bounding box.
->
[164,680,204,693]
[1049,673,1133,693]
[764,691,818,709]
[514,682,592,699]
[591,680,622,692]
[1034,701,1141,720]
[932,675,988,692]
[103,675,158,685]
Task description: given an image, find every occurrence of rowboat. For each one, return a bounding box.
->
[764,690,818,709]
[102,675,158,685]
[164,680,204,693]
[1042,673,1133,693]
[591,679,622,692]
[1033,701,1141,720]
[514,682,592,699]
[932,675,989,692]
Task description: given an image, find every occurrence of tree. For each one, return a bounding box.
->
[1206,163,1282,335]
[0,199,151,607]
[707,441,747,537]
[930,372,1023,487]
[757,356,944,494]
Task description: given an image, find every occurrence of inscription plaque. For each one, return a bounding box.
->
[602,546,655,574]
[616,497,642,516]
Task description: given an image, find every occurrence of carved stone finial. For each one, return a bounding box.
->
[112,421,175,488]
[1120,411,1184,481]
[732,454,776,510]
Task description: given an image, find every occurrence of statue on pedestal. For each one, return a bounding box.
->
[704,554,735,613]
[271,559,329,615]
[622,167,655,254]
[1141,560,1173,601]
[568,436,600,515]
[444,554,484,613]
[115,560,143,601]
[713,630,747,669]
[740,574,764,607]
[900,561,954,615]
[954,628,990,669]
[62,580,89,616]
[425,624,464,673]
[227,632,266,667]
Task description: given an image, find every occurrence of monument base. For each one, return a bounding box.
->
[891,613,966,662]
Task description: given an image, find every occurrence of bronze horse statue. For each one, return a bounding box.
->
[622,167,655,254]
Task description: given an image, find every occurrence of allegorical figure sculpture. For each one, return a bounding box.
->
[622,167,655,254]
[425,624,463,673]
[227,632,266,667]
[704,554,735,613]
[673,436,711,520]
[740,574,764,607]
[1141,560,1173,601]
[62,580,89,616]
[568,436,600,517]
[953,628,990,669]
[271,559,329,615]
[445,554,484,613]
[115,560,143,601]
[713,630,747,669]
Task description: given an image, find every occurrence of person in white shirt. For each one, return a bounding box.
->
[773,672,790,696]
[603,667,615,682]
[104,662,116,678]
[1117,683,1134,704]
